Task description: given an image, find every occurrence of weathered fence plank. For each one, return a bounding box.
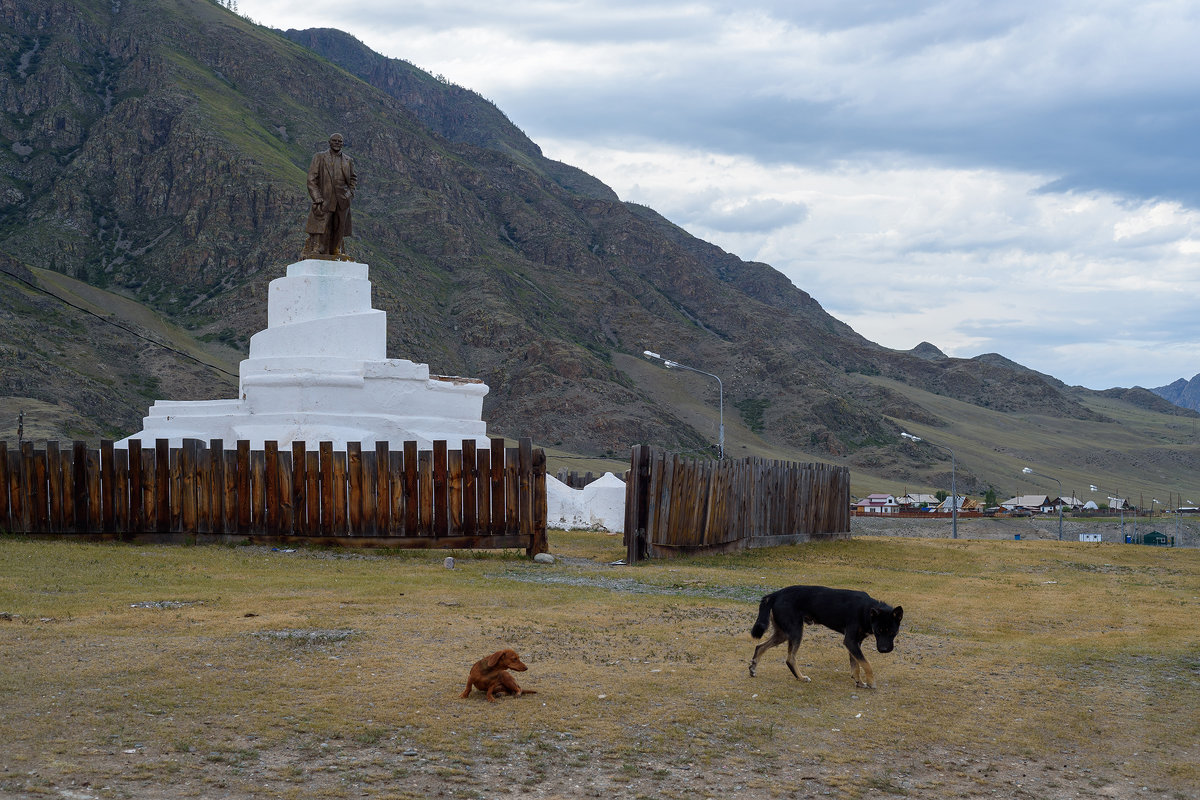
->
[0,439,547,552]
[625,447,850,559]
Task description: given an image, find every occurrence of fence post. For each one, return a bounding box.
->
[530,445,548,556]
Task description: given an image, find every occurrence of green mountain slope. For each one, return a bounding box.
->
[1,0,1197,502]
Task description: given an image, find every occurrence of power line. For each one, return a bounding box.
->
[0,266,239,380]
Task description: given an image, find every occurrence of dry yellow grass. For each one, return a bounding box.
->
[1,532,1196,799]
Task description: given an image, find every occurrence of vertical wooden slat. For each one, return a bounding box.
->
[306,450,321,536]
[31,446,48,534]
[265,441,280,535]
[320,442,335,536]
[141,447,156,533]
[461,440,477,535]
[236,440,251,533]
[347,442,363,535]
[504,447,519,536]
[389,450,404,534]
[292,442,307,535]
[113,447,129,537]
[404,441,418,534]
[518,438,533,545]
[100,440,115,534]
[432,440,448,537]
[361,450,378,536]
[209,440,224,535]
[447,449,463,536]
[0,442,8,531]
[155,440,170,533]
[11,446,26,533]
[333,449,347,534]
[19,443,34,533]
[476,448,491,537]
[86,445,102,533]
[180,440,198,534]
[489,439,505,535]
[375,442,390,534]
[530,446,548,555]
[60,443,75,536]
[197,443,213,535]
[127,441,142,535]
[46,441,62,533]
[278,451,294,534]
[251,448,266,533]
[222,449,238,534]
[69,441,86,533]
[418,449,434,536]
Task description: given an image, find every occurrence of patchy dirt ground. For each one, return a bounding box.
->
[1,534,1196,800]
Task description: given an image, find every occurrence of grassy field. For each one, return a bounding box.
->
[1,531,1197,799]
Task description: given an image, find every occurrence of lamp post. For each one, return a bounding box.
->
[902,432,956,539]
[643,350,724,459]
[1090,485,1125,541]
[1022,466,1063,541]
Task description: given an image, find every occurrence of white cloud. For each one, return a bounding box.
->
[236,0,1200,389]
[540,138,1200,388]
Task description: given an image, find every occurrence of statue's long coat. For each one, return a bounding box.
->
[305,149,357,236]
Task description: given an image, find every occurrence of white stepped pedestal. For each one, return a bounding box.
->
[118,260,490,451]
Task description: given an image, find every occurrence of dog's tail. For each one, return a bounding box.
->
[750,592,776,639]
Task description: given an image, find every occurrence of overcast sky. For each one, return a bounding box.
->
[238,0,1200,390]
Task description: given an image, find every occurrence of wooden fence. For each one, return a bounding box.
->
[623,446,850,562]
[0,438,547,554]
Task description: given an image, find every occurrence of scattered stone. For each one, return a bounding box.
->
[444,557,455,569]
[533,552,555,564]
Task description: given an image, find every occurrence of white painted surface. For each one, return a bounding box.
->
[546,472,627,533]
[118,260,490,451]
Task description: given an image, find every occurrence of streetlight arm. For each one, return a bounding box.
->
[643,349,725,459]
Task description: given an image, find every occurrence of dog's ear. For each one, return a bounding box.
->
[485,651,505,669]
[868,607,879,620]
[893,606,903,622]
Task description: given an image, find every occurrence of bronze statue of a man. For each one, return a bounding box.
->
[303,133,357,258]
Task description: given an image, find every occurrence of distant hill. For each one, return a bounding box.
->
[2,0,1199,502]
[1152,374,1200,412]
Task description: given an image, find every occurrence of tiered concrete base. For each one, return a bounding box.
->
[119,260,490,450]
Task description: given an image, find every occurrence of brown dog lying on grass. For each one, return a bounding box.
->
[460,649,538,702]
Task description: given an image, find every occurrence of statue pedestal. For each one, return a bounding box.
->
[119,260,490,450]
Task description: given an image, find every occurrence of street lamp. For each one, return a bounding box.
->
[643,350,725,459]
[1022,466,1063,541]
[1090,485,1125,541]
[901,432,956,539]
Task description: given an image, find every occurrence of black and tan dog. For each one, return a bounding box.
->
[749,585,903,689]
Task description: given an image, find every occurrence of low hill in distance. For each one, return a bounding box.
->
[1,0,1197,504]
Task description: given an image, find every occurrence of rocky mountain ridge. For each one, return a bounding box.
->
[2,0,1197,499]
[1152,374,1200,412]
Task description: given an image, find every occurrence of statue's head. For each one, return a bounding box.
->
[329,133,344,152]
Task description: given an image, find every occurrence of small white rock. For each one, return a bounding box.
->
[533,552,555,564]
[444,557,454,569]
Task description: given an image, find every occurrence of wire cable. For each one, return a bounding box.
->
[1,266,239,380]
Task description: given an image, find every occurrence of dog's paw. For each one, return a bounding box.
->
[748,663,757,677]
[855,680,876,689]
